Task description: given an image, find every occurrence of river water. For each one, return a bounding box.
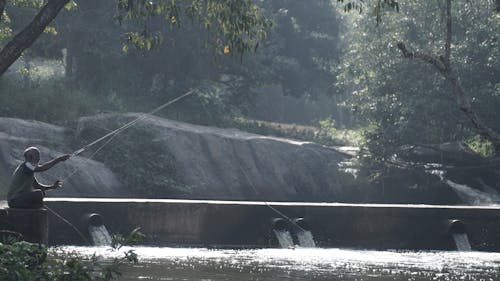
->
[58,246,500,281]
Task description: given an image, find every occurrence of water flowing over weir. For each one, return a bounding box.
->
[448,220,472,252]
[85,213,112,246]
[295,230,316,248]
[89,225,112,246]
[445,180,500,206]
[273,230,295,248]
[271,217,316,248]
[292,218,316,248]
[452,233,472,252]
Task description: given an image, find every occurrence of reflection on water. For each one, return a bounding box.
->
[57,246,500,281]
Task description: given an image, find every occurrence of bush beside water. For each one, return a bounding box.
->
[0,229,143,281]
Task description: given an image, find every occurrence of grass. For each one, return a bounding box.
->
[231,116,362,146]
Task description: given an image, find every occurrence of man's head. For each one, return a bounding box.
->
[23,146,40,164]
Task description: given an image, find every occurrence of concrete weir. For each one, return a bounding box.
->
[0,201,48,244]
[44,198,500,251]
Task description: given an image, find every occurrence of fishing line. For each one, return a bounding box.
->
[70,89,195,158]
[64,90,195,181]
[237,164,308,233]
[195,92,309,235]
[63,133,118,182]
[45,205,91,246]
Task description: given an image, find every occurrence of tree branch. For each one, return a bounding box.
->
[444,0,451,67]
[0,0,6,23]
[396,0,500,154]
[396,42,446,73]
[442,72,500,150]
[398,41,500,152]
[0,0,69,76]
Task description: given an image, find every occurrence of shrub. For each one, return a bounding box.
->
[0,229,142,281]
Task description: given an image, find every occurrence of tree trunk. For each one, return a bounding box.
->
[0,0,69,76]
[443,72,500,151]
[0,0,6,22]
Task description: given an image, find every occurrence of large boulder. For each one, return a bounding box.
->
[76,113,353,201]
[396,143,485,166]
[0,118,124,198]
[392,143,500,205]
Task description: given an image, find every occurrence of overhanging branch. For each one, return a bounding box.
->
[0,0,69,76]
[0,0,6,22]
[396,42,446,73]
[396,0,500,153]
[444,0,451,67]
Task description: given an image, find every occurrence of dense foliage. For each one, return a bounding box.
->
[0,0,348,128]
[0,229,142,281]
[0,0,272,77]
[0,0,499,166]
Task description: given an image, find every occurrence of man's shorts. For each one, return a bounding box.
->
[8,190,44,209]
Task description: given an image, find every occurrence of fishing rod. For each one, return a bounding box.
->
[71,90,195,158]
[237,162,308,234]
[45,206,92,246]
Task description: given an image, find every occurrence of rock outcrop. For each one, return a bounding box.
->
[0,115,354,201]
[75,113,352,201]
[2,114,491,204]
[394,143,500,205]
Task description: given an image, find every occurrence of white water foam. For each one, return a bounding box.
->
[445,179,500,206]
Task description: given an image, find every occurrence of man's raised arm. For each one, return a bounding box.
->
[34,154,70,172]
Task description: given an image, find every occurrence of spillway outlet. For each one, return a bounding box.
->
[86,213,104,227]
[292,218,310,231]
[449,219,467,234]
[271,218,289,231]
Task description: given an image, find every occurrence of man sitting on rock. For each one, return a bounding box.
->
[7,147,70,209]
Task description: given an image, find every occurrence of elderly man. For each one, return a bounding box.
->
[7,147,70,209]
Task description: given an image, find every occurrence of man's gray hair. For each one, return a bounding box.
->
[23,146,40,158]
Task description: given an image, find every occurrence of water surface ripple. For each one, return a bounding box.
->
[58,246,500,280]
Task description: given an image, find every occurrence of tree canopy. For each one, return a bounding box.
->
[0,0,272,76]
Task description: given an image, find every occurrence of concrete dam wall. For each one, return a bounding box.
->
[45,198,500,251]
